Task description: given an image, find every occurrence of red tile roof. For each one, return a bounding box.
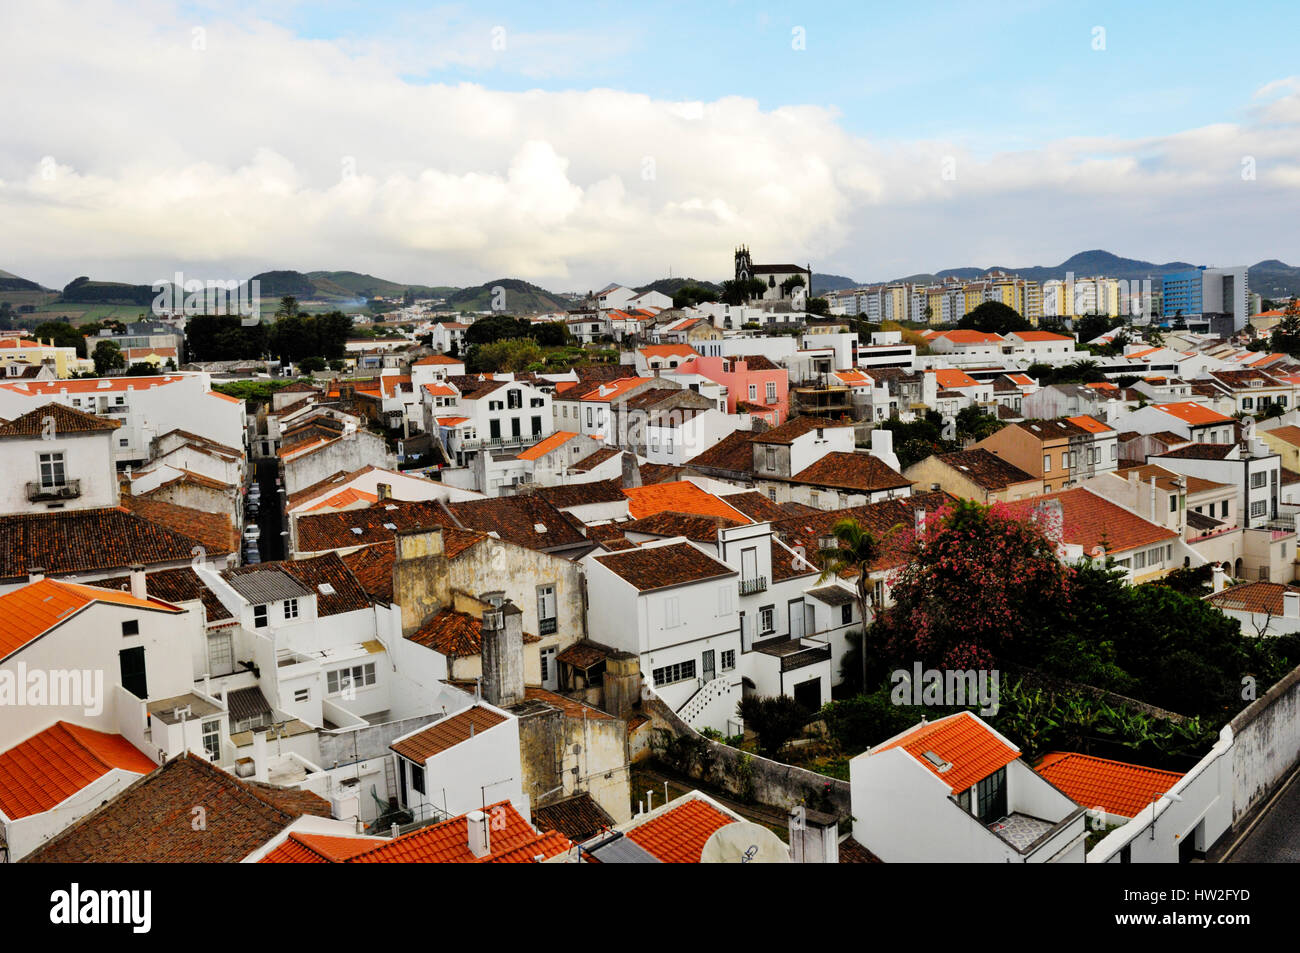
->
[261,832,387,862]
[0,402,120,437]
[1206,580,1300,616]
[874,711,1019,794]
[0,722,157,820]
[348,800,571,863]
[517,431,578,461]
[1035,751,1183,819]
[624,797,736,863]
[0,578,183,659]
[1000,488,1177,555]
[593,541,735,592]
[622,481,752,521]
[788,451,911,493]
[1151,402,1232,426]
[390,706,509,762]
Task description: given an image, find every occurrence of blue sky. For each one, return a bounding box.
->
[254,0,1297,151]
[2,1,1298,287]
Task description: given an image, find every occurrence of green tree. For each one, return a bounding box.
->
[817,518,892,677]
[806,296,830,316]
[737,695,810,757]
[33,321,89,357]
[275,295,300,319]
[92,339,125,374]
[958,301,1030,334]
[1270,299,1300,356]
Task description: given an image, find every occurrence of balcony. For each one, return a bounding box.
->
[539,617,557,636]
[459,432,543,452]
[739,576,768,596]
[27,479,81,502]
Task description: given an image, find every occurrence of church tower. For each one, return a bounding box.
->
[734,246,753,283]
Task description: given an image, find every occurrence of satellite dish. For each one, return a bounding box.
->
[700,822,790,864]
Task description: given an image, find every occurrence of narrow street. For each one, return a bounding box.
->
[1223,769,1300,863]
[249,458,286,562]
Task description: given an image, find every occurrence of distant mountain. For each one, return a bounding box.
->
[445,278,568,314]
[1248,260,1300,300]
[869,250,1300,298]
[306,270,451,300]
[59,276,156,306]
[250,270,319,298]
[0,269,43,293]
[811,273,858,295]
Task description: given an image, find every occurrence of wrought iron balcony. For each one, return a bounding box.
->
[539,617,557,636]
[27,479,81,502]
[739,576,768,596]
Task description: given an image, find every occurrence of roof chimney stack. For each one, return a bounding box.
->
[466,809,491,858]
[129,563,147,600]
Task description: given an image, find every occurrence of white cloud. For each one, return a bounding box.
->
[0,1,1297,290]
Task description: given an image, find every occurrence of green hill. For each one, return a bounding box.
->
[60,276,156,306]
[445,278,567,314]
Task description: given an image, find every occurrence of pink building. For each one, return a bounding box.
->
[677,354,788,426]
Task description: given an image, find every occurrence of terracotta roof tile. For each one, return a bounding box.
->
[933,449,1037,491]
[348,800,570,863]
[593,541,734,592]
[750,416,853,445]
[294,499,485,555]
[1206,580,1300,616]
[0,722,158,820]
[446,495,586,551]
[0,402,120,437]
[1001,488,1177,554]
[624,797,735,863]
[874,711,1019,794]
[788,451,911,493]
[22,754,331,863]
[391,706,509,762]
[623,510,746,542]
[531,793,616,842]
[622,481,752,521]
[1035,751,1183,819]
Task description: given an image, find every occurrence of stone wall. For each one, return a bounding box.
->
[1230,662,1300,821]
[645,696,850,817]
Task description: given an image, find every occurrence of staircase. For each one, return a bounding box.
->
[677,676,737,732]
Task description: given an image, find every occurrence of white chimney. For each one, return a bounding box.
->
[1284,591,1300,620]
[1211,565,1229,593]
[466,809,491,858]
[914,508,926,536]
[27,567,45,584]
[129,563,147,600]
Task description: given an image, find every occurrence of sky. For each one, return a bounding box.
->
[1,0,1298,292]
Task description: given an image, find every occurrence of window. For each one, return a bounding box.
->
[253,604,268,628]
[294,688,310,702]
[121,620,139,637]
[721,650,736,671]
[1068,451,1077,469]
[759,605,775,633]
[1111,444,1117,460]
[841,603,853,626]
[1251,500,1267,517]
[201,720,221,761]
[38,452,66,488]
[530,397,544,407]
[1251,471,1267,489]
[663,596,681,627]
[973,767,1007,823]
[1134,551,1146,569]
[765,446,777,470]
[508,390,522,409]
[532,415,543,436]
[748,383,757,400]
[1221,500,1229,518]
[1169,495,1177,513]
[768,488,777,501]
[766,381,777,401]
[410,762,426,795]
[586,407,593,427]
[652,660,696,686]
[1043,454,1051,473]
[326,663,376,695]
[537,584,557,635]
[283,598,299,620]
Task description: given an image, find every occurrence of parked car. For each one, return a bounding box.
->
[243,525,261,541]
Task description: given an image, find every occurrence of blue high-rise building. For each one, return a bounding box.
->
[1161,268,1204,320]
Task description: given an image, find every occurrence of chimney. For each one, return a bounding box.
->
[466,809,491,858]
[129,563,147,600]
[1285,591,1300,620]
[27,567,45,584]
[1211,564,1230,593]
[914,508,926,536]
[602,654,642,719]
[376,482,392,501]
[1150,476,1158,522]
[393,526,448,636]
[787,807,839,864]
[622,452,642,489]
[480,596,524,708]
[1128,469,1139,492]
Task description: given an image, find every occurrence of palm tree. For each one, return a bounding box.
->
[275,295,300,320]
[816,517,898,690]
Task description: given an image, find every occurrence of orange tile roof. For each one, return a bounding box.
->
[0,375,188,395]
[436,416,470,426]
[278,436,335,459]
[517,430,577,461]
[580,377,653,402]
[348,800,571,863]
[832,370,873,386]
[414,354,463,366]
[622,481,752,522]
[1012,330,1073,342]
[0,578,182,660]
[262,832,387,862]
[1035,751,1183,819]
[639,344,699,359]
[624,797,735,863]
[306,487,378,511]
[1001,487,1176,554]
[1066,414,1112,434]
[1152,402,1232,425]
[1009,374,1037,386]
[0,722,158,820]
[391,706,509,763]
[1085,381,1119,390]
[874,711,1019,794]
[1126,346,1162,360]
[422,382,458,397]
[932,329,1003,345]
[930,368,981,389]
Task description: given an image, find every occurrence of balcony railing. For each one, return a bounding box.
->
[27,479,81,502]
[459,433,543,451]
[538,617,557,636]
[739,576,768,596]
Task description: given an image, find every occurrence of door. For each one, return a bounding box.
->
[119,646,148,699]
[741,547,757,587]
[702,650,716,683]
[793,678,821,711]
[540,647,558,691]
[788,600,805,639]
[208,632,234,677]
